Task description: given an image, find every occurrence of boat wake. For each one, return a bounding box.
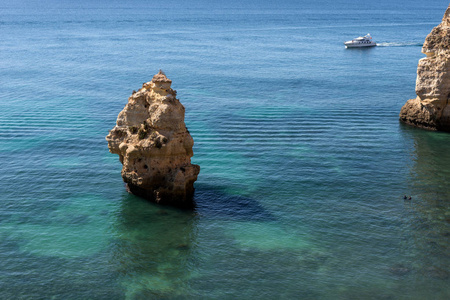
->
[376,42,423,47]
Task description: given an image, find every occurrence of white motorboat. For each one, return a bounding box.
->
[344,34,376,48]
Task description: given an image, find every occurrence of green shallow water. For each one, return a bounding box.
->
[1,0,450,299]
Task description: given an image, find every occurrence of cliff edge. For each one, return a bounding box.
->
[106,70,200,208]
[400,5,450,131]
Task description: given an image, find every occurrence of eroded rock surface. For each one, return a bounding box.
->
[106,70,200,208]
[400,5,450,131]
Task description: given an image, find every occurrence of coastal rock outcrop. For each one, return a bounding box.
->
[400,5,450,131]
[106,70,200,208]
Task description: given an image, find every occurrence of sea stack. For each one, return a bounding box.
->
[399,5,450,131]
[106,70,200,208]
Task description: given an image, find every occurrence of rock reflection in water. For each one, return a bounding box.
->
[110,194,199,298]
[400,126,450,282]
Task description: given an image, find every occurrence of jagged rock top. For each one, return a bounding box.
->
[422,5,450,54]
[442,5,450,26]
[152,69,172,83]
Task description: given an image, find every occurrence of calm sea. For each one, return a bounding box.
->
[1,0,449,298]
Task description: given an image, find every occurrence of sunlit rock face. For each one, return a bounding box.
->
[106,70,200,208]
[400,5,450,131]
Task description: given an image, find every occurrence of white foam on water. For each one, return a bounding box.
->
[376,42,423,47]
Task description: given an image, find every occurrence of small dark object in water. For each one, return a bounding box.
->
[403,195,407,200]
[176,244,190,250]
[408,196,412,200]
[390,264,411,276]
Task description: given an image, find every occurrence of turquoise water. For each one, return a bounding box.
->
[1,0,450,298]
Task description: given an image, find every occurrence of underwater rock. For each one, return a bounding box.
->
[400,5,450,131]
[425,266,449,280]
[106,70,200,208]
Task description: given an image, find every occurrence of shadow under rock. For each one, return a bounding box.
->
[193,184,275,222]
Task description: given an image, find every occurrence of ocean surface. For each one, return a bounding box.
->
[1,0,450,298]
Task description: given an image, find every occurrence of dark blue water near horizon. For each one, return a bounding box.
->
[1,0,450,298]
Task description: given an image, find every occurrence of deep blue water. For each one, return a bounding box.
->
[1,0,450,298]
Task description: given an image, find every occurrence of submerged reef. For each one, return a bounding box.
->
[400,5,450,131]
[106,70,200,208]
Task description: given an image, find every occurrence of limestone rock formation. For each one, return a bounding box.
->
[400,5,450,131]
[106,70,200,208]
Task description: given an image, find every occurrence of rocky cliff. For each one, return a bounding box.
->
[106,70,200,208]
[399,5,450,131]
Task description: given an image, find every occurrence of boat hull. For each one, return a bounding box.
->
[344,43,377,48]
